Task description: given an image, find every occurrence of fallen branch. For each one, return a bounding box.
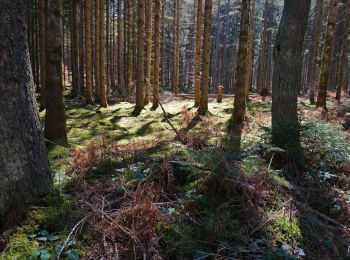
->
[56,216,88,260]
[158,100,185,144]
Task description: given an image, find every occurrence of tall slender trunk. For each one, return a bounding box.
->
[99,0,108,107]
[229,0,251,152]
[72,0,81,96]
[126,0,133,94]
[95,0,101,101]
[172,0,180,94]
[38,0,46,110]
[316,0,338,109]
[309,0,324,104]
[336,0,350,101]
[135,0,145,112]
[194,0,203,107]
[198,0,213,115]
[153,0,161,109]
[85,0,93,104]
[245,0,256,100]
[45,0,68,145]
[144,0,153,104]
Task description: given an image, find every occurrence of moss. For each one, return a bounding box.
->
[0,190,79,259]
[265,214,302,247]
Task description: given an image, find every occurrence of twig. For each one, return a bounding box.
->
[158,100,185,144]
[56,217,88,260]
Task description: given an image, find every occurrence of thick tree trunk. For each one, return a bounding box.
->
[194,0,203,107]
[198,0,213,115]
[152,0,161,109]
[0,0,51,224]
[229,0,251,153]
[272,0,311,156]
[316,0,338,109]
[309,0,324,104]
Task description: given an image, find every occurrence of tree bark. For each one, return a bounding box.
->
[272,0,311,156]
[152,0,161,109]
[99,0,108,107]
[316,0,338,109]
[309,0,324,104]
[38,0,46,110]
[229,0,251,153]
[135,0,145,112]
[336,0,350,101]
[0,0,51,224]
[144,0,153,105]
[45,0,68,146]
[194,0,203,107]
[85,0,93,104]
[199,0,213,115]
[172,0,180,94]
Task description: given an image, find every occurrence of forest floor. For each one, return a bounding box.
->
[1,93,350,259]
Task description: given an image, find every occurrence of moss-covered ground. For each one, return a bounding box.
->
[1,96,350,259]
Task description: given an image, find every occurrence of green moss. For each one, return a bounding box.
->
[265,214,302,247]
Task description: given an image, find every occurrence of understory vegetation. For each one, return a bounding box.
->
[1,96,349,259]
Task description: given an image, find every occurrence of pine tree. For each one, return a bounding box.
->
[199,0,213,115]
[194,0,203,107]
[152,0,161,109]
[229,0,251,152]
[0,0,51,224]
[135,0,145,113]
[272,0,311,157]
[309,0,324,104]
[85,0,93,104]
[144,0,153,105]
[316,0,338,109]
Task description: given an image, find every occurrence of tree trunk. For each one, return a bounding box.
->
[272,0,311,156]
[198,0,213,115]
[309,0,324,104]
[229,0,251,153]
[85,0,93,104]
[95,0,101,101]
[126,0,133,94]
[194,0,203,107]
[99,0,108,107]
[0,0,51,224]
[72,0,81,96]
[172,0,180,94]
[38,0,46,110]
[152,0,161,109]
[117,0,123,87]
[45,0,68,146]
[336,0,350,101]
[144,0,153,105]
[316,0,338,109]
[135,0,145,112]
[245,0,256,100]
